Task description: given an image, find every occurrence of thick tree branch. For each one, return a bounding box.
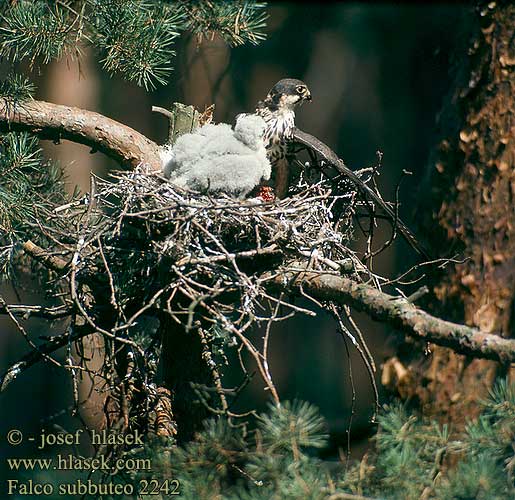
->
[294,128,432,259]
[0,98,162,170]
[270,269,515,363]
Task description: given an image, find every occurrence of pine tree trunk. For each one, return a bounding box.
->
[160,314,214,443]
[385,1,515,426]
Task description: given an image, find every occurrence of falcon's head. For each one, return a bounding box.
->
[265,78,312,111]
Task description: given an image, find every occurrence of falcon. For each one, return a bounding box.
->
[256,78,312,198]
[256,78,431,259]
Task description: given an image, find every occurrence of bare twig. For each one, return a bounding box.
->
[0,326,92,392]
[294,128,432,259]
[0,303,71,319]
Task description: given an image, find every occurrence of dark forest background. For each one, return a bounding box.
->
[0,2,468,458]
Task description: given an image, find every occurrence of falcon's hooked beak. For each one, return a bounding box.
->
[304,91,312,102]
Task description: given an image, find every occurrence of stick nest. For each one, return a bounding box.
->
[44,165,381,419]
[89,167,363,331]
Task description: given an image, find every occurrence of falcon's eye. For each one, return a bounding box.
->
[295,85,305,94]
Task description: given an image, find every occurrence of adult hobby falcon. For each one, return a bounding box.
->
[257,78,430,259]
[256,78,312,199]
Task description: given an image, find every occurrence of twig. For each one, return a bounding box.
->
[294,128,432,259]
[151,106,174,121]
[0,326,92,392]
[175,245,280,267]
[0,303,71,319]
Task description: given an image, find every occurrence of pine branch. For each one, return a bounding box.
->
[0,0,82,66]
[269,268,515,363]
[181,1,268,47]
[0,1,268,88]
[92,0,184,89]
[0,98,162,170]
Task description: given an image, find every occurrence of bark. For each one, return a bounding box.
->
[159,313,213,443]
[269,270,515,363]
[395,1,515,425]
[0,98,162,170]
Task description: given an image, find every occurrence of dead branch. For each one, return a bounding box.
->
[270,269,515,364]
[22,240,68,271]
[0,325,91,392]
[0,98,162,170]
[294,128,432,259]
[0,303,71,319]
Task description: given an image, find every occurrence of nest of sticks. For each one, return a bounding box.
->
[88,166,367,335]
[94,165,379,402]
[30,162,395,425]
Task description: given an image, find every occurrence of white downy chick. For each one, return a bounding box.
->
[160,124,230,178]
[161,114,271,199]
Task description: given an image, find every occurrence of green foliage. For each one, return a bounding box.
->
[483,377,515,422]
[257,400,328,454]
[169,419,247,498]
[179,0,268,47]
[370,404,450,498]
[123,401,330,500]
[346,380,515,499]
[0,0,81,66]
[92,0,184,89]
[0,132,64,230]
[0,72,35,103]
[0,131,68,277]
[466,380,515,481]
[434,456,509,500]
[0,0,268,89]
[8,385,515,499]
[126,382,515,500]
[239,454,332,500]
